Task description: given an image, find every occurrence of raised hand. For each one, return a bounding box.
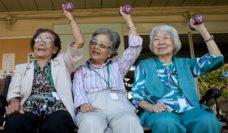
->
[62,4,74,21]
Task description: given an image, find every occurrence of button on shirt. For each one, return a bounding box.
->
[73,34,142,109]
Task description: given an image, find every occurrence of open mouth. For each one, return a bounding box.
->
[92,48,101,55]
[158,47,167,51]
[38,48,46,51]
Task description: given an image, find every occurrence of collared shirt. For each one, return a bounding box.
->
[23,61,66,115]
[73,34,143,109]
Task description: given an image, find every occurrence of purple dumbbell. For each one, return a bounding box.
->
[193,14,204,25]
[189,14,204,30]
[64,2,75,12]
[122,5,132,14]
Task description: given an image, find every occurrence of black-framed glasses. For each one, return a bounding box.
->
[34,38,53,45]
[90,39,111,49]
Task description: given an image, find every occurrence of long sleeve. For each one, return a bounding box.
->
[63,44,83,73]
[189,54,224,76]
[131,63,146,107]
[7,65,24,101]
[72,66,88,109]
[116,34,142,77]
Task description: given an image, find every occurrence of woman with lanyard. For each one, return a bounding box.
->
[131,19,224,132]
[4,4,84,133]
[72,6,143,133]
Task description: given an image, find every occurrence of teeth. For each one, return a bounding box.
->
[38,49,45,51]
[93,51,100,54]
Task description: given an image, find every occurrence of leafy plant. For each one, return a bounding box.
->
[198,64,228,99]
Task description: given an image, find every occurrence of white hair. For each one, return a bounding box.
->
[149,24,182,55]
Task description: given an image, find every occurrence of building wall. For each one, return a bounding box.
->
[0,6,228,73]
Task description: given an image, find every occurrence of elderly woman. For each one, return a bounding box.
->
[4,4,84,133]
[131,19,224,133]
[72,7,143,133]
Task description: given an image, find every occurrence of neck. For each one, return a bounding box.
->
[91,59,105,67]
[157,55,173,66]
[36,59,49,68]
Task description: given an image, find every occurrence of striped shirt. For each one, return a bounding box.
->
[73,34,142,109]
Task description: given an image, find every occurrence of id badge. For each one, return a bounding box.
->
[178,98,187,108]
[109,93,119,100]
[52,91,60,100]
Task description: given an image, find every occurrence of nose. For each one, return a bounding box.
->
[158,39,165,45]
[38,41,46,46]
[39,42,45,46]
[94,43,100,48]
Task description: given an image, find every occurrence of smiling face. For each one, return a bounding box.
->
[33,32,58,60]
[152,31,175,57]
[89,34,112,66]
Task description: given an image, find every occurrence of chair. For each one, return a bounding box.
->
[0,76,11,124]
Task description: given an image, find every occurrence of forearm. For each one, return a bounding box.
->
[124,16,138,36]
[69,19,84,48]
[199,26,222,56]
[139,100,153,112]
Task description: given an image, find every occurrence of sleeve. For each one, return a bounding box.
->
[116,34,142,77]
[72,66,88,109]
[64,44,83,73]
[131,63,146,107]
[7,65,23,101]
[189,53,224,77]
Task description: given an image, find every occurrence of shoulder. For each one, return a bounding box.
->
[174,57,191,64]
[75,63,87,73]
[15,63,31,70]
[138,57,155,66]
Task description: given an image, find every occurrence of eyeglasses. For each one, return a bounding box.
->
[90,39,111,49]
[34,38,53,45]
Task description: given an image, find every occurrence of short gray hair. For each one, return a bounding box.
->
[149,24,181,55]
[91,28,120,57]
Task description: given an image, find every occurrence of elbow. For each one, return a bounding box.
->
[72,40,84,48]
[77,40,85,48]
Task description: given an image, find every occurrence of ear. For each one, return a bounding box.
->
[52,46,58,55]
[108,50,112,58]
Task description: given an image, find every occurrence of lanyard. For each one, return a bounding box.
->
[88,63,111,89]
[34,61,56,92]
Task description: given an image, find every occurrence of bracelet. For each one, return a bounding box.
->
[204,35,214,43]
[128,25,136,30]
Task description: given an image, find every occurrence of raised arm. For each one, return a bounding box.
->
[62,4,84,48]
[119,6,138,36]
[189,18,222,56]
[117,6,142,76]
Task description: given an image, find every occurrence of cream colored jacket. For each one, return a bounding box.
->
[7,45,83,120]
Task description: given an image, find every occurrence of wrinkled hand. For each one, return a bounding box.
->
[62,4,74,21]
[189,18,206,33]
[148,102,168,113]
[80,103,96,113]
[5,98,24,116]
